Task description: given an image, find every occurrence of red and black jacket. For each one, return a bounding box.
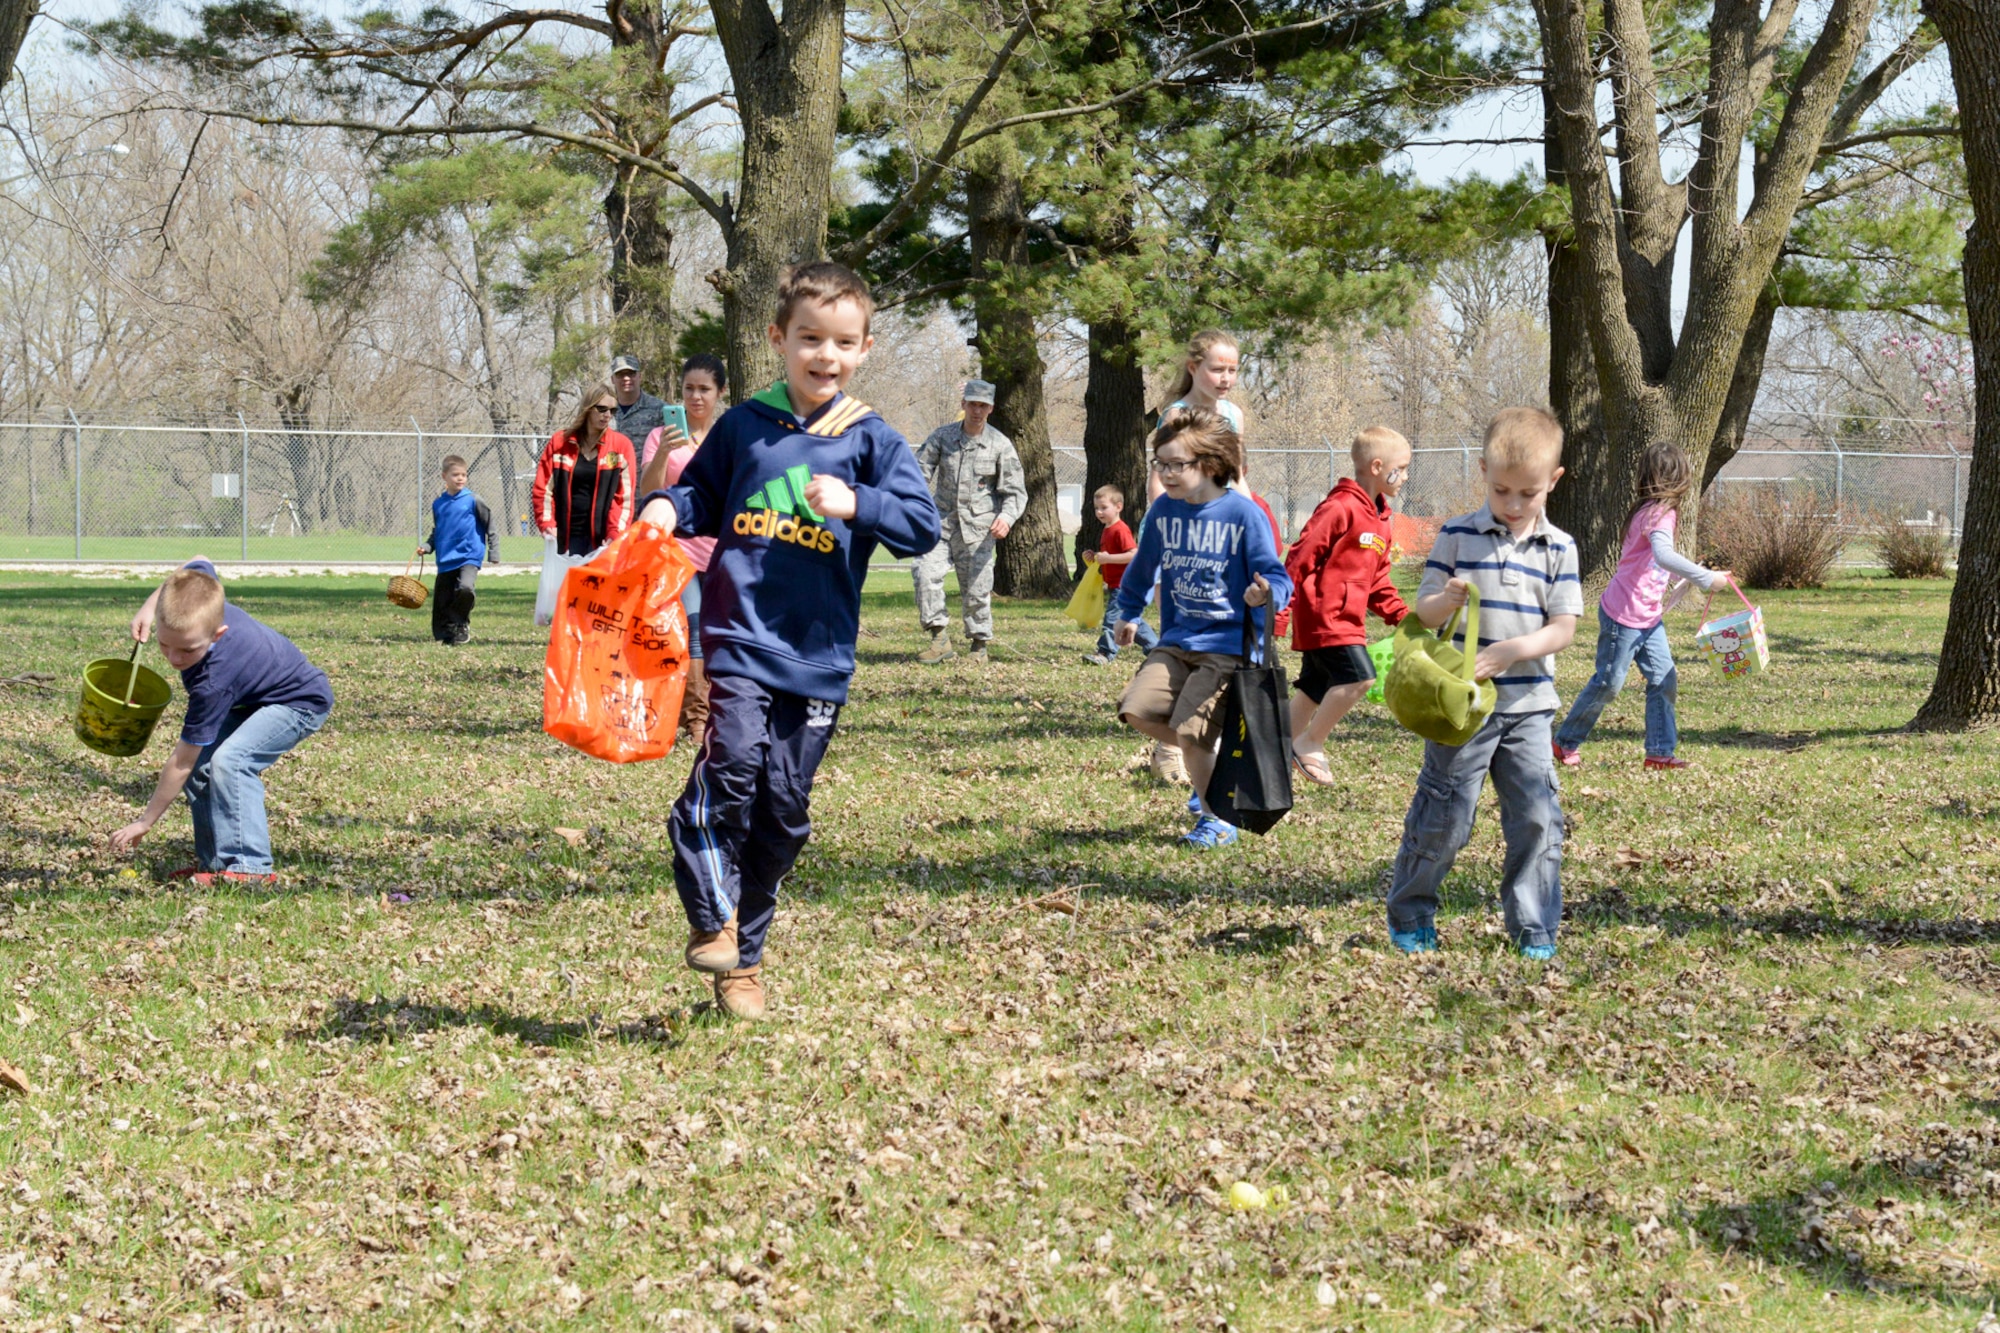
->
[532,430,636,553]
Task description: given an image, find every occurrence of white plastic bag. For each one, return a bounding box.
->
[535,535,595,627]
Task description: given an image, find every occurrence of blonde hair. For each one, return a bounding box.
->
[565,383,618,443]
[1352,425,1410,470]
[159,567,226,637]
[1093,483,1126,506]
[1151,407,1242,486]
[1482,407,1564,473]
[1161,330,1240,408]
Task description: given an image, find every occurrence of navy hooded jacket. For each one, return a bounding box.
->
[638,383,941,702]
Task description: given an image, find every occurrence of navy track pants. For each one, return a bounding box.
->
[669,673,839,968]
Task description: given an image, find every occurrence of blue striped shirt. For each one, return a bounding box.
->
[1419,504,1583,713]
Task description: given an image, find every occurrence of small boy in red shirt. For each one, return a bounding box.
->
[1284,426,1414,785]
[1080,483,1158,665]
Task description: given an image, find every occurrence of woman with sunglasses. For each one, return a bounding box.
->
[532,384,639,556]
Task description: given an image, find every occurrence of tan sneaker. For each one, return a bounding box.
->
[685,917,739,974]
[918,631,955,664]
[1149,740,1190,786]
[713,965,765,1021]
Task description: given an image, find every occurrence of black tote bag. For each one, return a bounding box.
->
[1203,606,1294,834]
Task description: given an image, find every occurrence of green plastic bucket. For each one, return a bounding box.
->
[76,654,172,757]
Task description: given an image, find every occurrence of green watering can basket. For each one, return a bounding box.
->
[1384,585,1497,747]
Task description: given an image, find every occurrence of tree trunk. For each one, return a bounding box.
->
[709,0,845,396]
[1701,283,1780,493]
[1539,83,1618,578]
[0,0,34,90]
[1079,319,1149,571]
[1912,0,2000,729]
[966,160,1066,599]
[1533,0,1876,575]
[605,174,676,376]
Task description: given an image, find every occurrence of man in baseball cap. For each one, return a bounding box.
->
[909,378,1026,664]
[609,355,666,442]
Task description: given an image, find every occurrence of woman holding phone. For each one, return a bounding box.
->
[638,353,729,749]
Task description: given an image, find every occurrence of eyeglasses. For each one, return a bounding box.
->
[591,403,616,414]
[1151,458,1194,476]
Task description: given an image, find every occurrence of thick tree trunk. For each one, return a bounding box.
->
[605,175,676,375]
[709,0,844,396]
[1079,319,1149,570]
[1702,283,1780,494]
[967,161,1067,599]
[1912,0,2000,729]
[1539,84,1619,578]
[0,0,34,89]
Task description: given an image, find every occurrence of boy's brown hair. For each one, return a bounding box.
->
[1482,407,1564,473]
[1151,407,1241,486]
[159,567,226,637]
[440,454,468,475]
[1351,424,1410,469]
[1093,483,1125,506]
[774,261,875,334]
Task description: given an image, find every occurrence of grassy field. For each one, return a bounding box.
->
[4,566,2000,1330]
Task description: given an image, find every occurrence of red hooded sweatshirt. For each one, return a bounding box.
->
[1285,478,1410,649]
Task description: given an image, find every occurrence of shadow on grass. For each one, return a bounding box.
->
[1690,1153,2000,1310]
[298,993,692,1050]
[1566,884,2000,946]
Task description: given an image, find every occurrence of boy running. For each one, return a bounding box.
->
[635,262,940,1019]
[419,455,497,645]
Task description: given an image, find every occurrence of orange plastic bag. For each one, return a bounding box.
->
[542,523,695,762]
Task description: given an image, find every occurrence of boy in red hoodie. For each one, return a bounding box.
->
[1284,426,1413,785]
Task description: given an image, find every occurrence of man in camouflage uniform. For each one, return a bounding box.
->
[912,379,1027,664]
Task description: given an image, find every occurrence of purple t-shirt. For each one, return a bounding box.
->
[176,560,334,746]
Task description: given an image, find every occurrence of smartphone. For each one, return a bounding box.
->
[662,404,689,438]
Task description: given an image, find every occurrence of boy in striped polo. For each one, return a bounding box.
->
[1385,408,1582,960]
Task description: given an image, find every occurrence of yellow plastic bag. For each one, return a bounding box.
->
[543,524,694,763]
[1063,563,1106,631]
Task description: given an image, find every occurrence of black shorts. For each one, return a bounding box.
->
[1294,644,1375,703]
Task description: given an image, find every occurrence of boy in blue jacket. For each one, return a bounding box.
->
[636,262,941,1019]
[1113,408,1291,850]
[418,455,497,644]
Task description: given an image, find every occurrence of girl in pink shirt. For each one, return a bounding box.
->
[639,354,727,748]
[1553,442,1729,771]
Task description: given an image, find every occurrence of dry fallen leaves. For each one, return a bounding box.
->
[0,1055,31,1096]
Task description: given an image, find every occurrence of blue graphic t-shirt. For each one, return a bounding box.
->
[1115,489,1291,659]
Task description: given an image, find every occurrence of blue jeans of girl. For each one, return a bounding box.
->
[1555,606,1678,758]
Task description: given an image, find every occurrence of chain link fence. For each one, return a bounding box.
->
[0,418,1970,563]
[0,420,547,562]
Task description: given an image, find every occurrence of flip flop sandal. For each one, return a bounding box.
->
[1291,750,1337,787]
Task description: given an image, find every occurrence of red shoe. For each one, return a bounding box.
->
[1643,755,1691,771]
[1552,742,1582,768]
[165,865,211,881]
[187,870,279,886]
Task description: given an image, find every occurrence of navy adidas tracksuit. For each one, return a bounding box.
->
[639,383,940,967]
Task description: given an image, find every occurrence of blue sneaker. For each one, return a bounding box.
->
[1390,926,1438,954]
[1519,943,1558,962]
[1187,790,1203,815]
[1180,815,1238,849]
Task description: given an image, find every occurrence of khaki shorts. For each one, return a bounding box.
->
[1118,646,1241,749]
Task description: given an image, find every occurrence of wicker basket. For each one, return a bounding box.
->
[387,552,429,609]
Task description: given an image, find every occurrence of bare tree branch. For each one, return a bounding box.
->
[831,9,1036,267]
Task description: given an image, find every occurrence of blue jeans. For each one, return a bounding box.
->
[1555,607,1677,758]
[1386,710,1563,948]
[186,704,328,874]
[1096,598,1159,658]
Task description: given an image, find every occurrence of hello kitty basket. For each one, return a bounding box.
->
[1694,576,1769,678]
